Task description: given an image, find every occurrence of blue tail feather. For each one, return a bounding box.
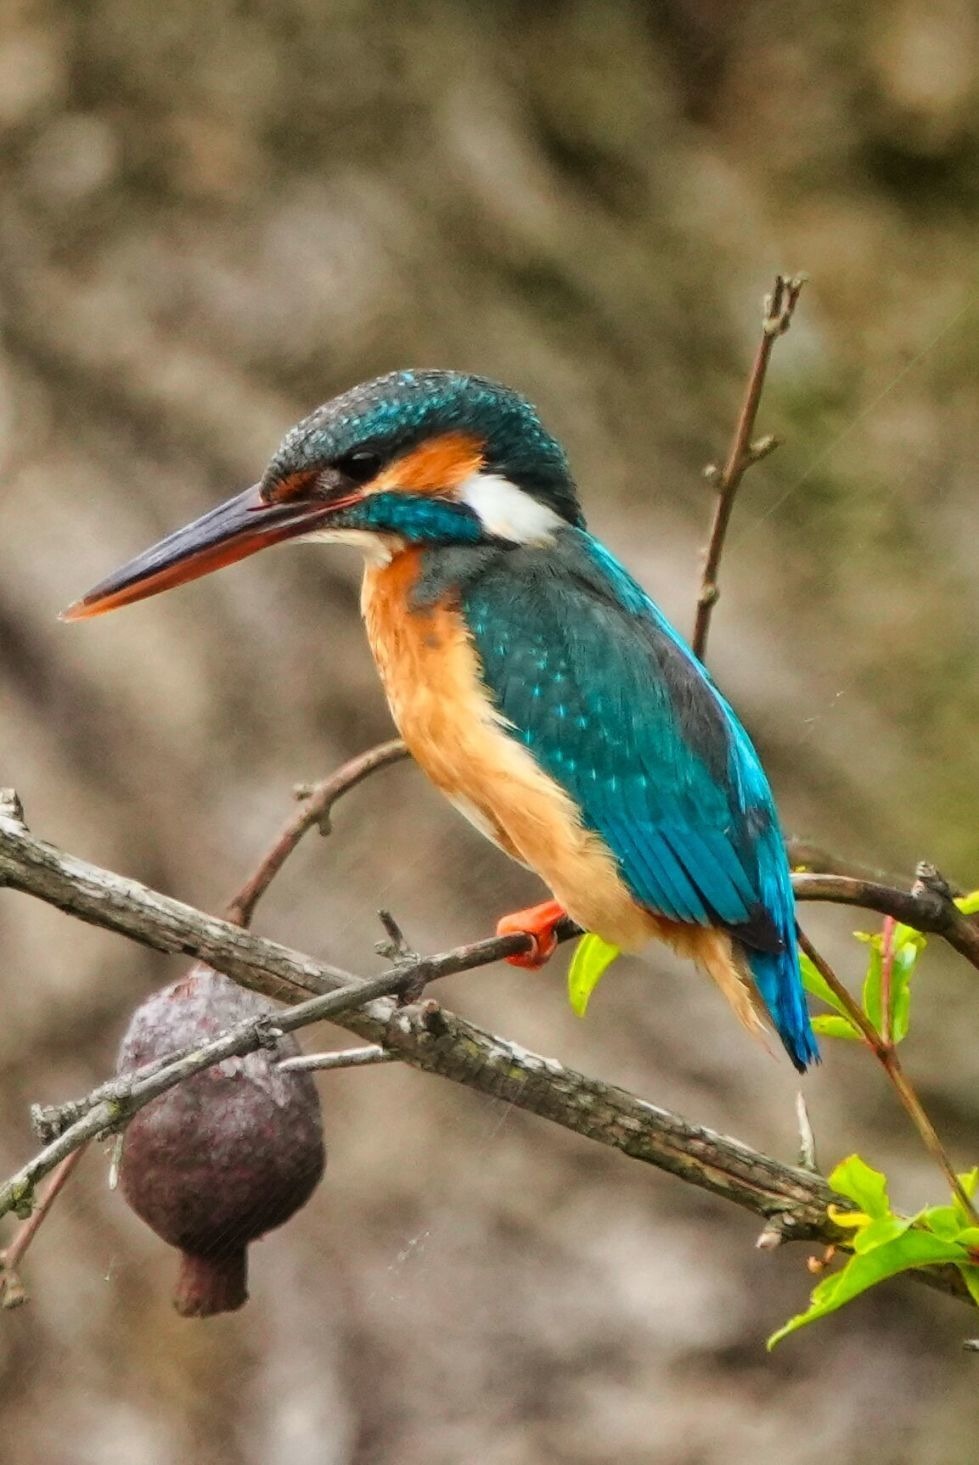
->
[746,944,819,1074]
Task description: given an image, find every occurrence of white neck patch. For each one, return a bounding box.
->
[459,471,563,545]
[300,526,396,565]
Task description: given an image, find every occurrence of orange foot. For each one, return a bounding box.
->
[496,900,567,969]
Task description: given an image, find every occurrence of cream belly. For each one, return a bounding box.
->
[360,550,767,1040]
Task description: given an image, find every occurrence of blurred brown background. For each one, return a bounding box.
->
[2,2,979,1461]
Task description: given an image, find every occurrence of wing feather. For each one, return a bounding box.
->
[462,534,765,937]
[456,529,816,1070]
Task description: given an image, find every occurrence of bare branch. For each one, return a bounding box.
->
[225,739,407,927]
[0,796,974,1307]
[693,272,806,661]
[792,869,979,972]
[0,1147,88,1307]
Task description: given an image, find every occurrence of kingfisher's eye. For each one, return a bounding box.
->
[335,450,382,485]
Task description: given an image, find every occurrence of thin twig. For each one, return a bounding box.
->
[0,1146,89,1307]
[277,1046,396,1074]
[797,928,979,1224]
[692,272,806,661]
[225,739,407,927]
[27,924,569,1147]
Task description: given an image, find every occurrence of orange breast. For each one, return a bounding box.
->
[360,550,654,949]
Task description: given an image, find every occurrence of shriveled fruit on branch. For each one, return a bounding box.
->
[117,965,325,1317]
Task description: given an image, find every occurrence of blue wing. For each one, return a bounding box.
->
[457,529,817,1071]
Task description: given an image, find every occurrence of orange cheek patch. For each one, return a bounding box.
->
[263,470,318,504]
[371,432,484,497]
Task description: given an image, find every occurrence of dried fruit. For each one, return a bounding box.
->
[117,965,325,1316]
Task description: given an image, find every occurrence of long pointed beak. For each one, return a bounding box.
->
[61,484,338,621]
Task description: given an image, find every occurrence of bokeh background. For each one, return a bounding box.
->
[2,2,979,1461]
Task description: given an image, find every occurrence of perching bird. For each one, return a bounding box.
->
[64,370,817,1071]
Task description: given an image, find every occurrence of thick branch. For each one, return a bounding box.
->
[792,869,979,972]
[0,796,972,1307]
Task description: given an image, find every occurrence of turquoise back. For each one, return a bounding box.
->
[450,529,817,1071]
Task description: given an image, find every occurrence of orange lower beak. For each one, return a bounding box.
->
[61,483,337,621]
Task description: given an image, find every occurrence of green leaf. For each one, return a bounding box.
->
[957,1265,979,1307]
[893,923,926,954]
[955,1168,979,1226]
[828,1155,891,1218]
[955,890,979,916]
[851,1215,913,1253]
[861,935,884,1032]
[920,1204,964,1240]
[810,1014,862,1040]
[567,933,621,1018]
[890,932,926,1043]
[958,1166,979,1197]
[799,951,852,1019]
[890,989,911,1044]
[857,922,926,1044]
[768,1230,973,1349]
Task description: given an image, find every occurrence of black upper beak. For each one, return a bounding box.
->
[61,483,337,621]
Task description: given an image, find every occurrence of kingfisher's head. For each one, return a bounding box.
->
[63,371,583,620]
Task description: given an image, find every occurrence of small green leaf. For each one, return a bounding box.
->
[799,951,852,1019]
[768,1230,972,1348]
[828,1155,891,1218]
[920,1204,964,1240]
[955,1168,979,1226]
[810,1014,862,1040]
[861,934,884,1032]
[893,924,926,954]
[958,1166,979,1197]
[957,1264,979,1307]
[890,989,911,1044]
[851,1215,913,1253]
[855,922,926,1045]
[921,1210,979,1241]
[955,890,979,916]
[567,933,620,1017]
[890,932,926,1043]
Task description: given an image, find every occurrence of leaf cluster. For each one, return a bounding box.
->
[801,919,925,1044]
[769,1156,979,1347]
[772,890,979,1346]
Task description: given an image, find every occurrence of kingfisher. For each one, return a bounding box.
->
[64,370,817,1071]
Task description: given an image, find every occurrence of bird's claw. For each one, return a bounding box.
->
[496,900,566,969]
